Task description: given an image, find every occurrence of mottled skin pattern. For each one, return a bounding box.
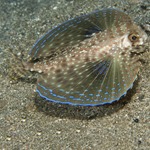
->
[22,8,147,106]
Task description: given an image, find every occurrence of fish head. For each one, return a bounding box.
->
[121,23,148,51]
[128,24,148,46]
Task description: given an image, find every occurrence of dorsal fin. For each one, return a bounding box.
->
[29,8,131,60]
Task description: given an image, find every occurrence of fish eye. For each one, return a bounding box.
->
[128,33,139,42]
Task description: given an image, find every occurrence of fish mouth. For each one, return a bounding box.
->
[131,44,149,55]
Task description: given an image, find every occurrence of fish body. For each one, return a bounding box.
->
[25,8,147,106]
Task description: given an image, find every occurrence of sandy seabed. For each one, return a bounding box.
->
[0,0,149,149]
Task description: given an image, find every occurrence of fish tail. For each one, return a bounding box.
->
[5,48,30,81]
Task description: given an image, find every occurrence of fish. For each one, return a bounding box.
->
[23,8,147,106]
